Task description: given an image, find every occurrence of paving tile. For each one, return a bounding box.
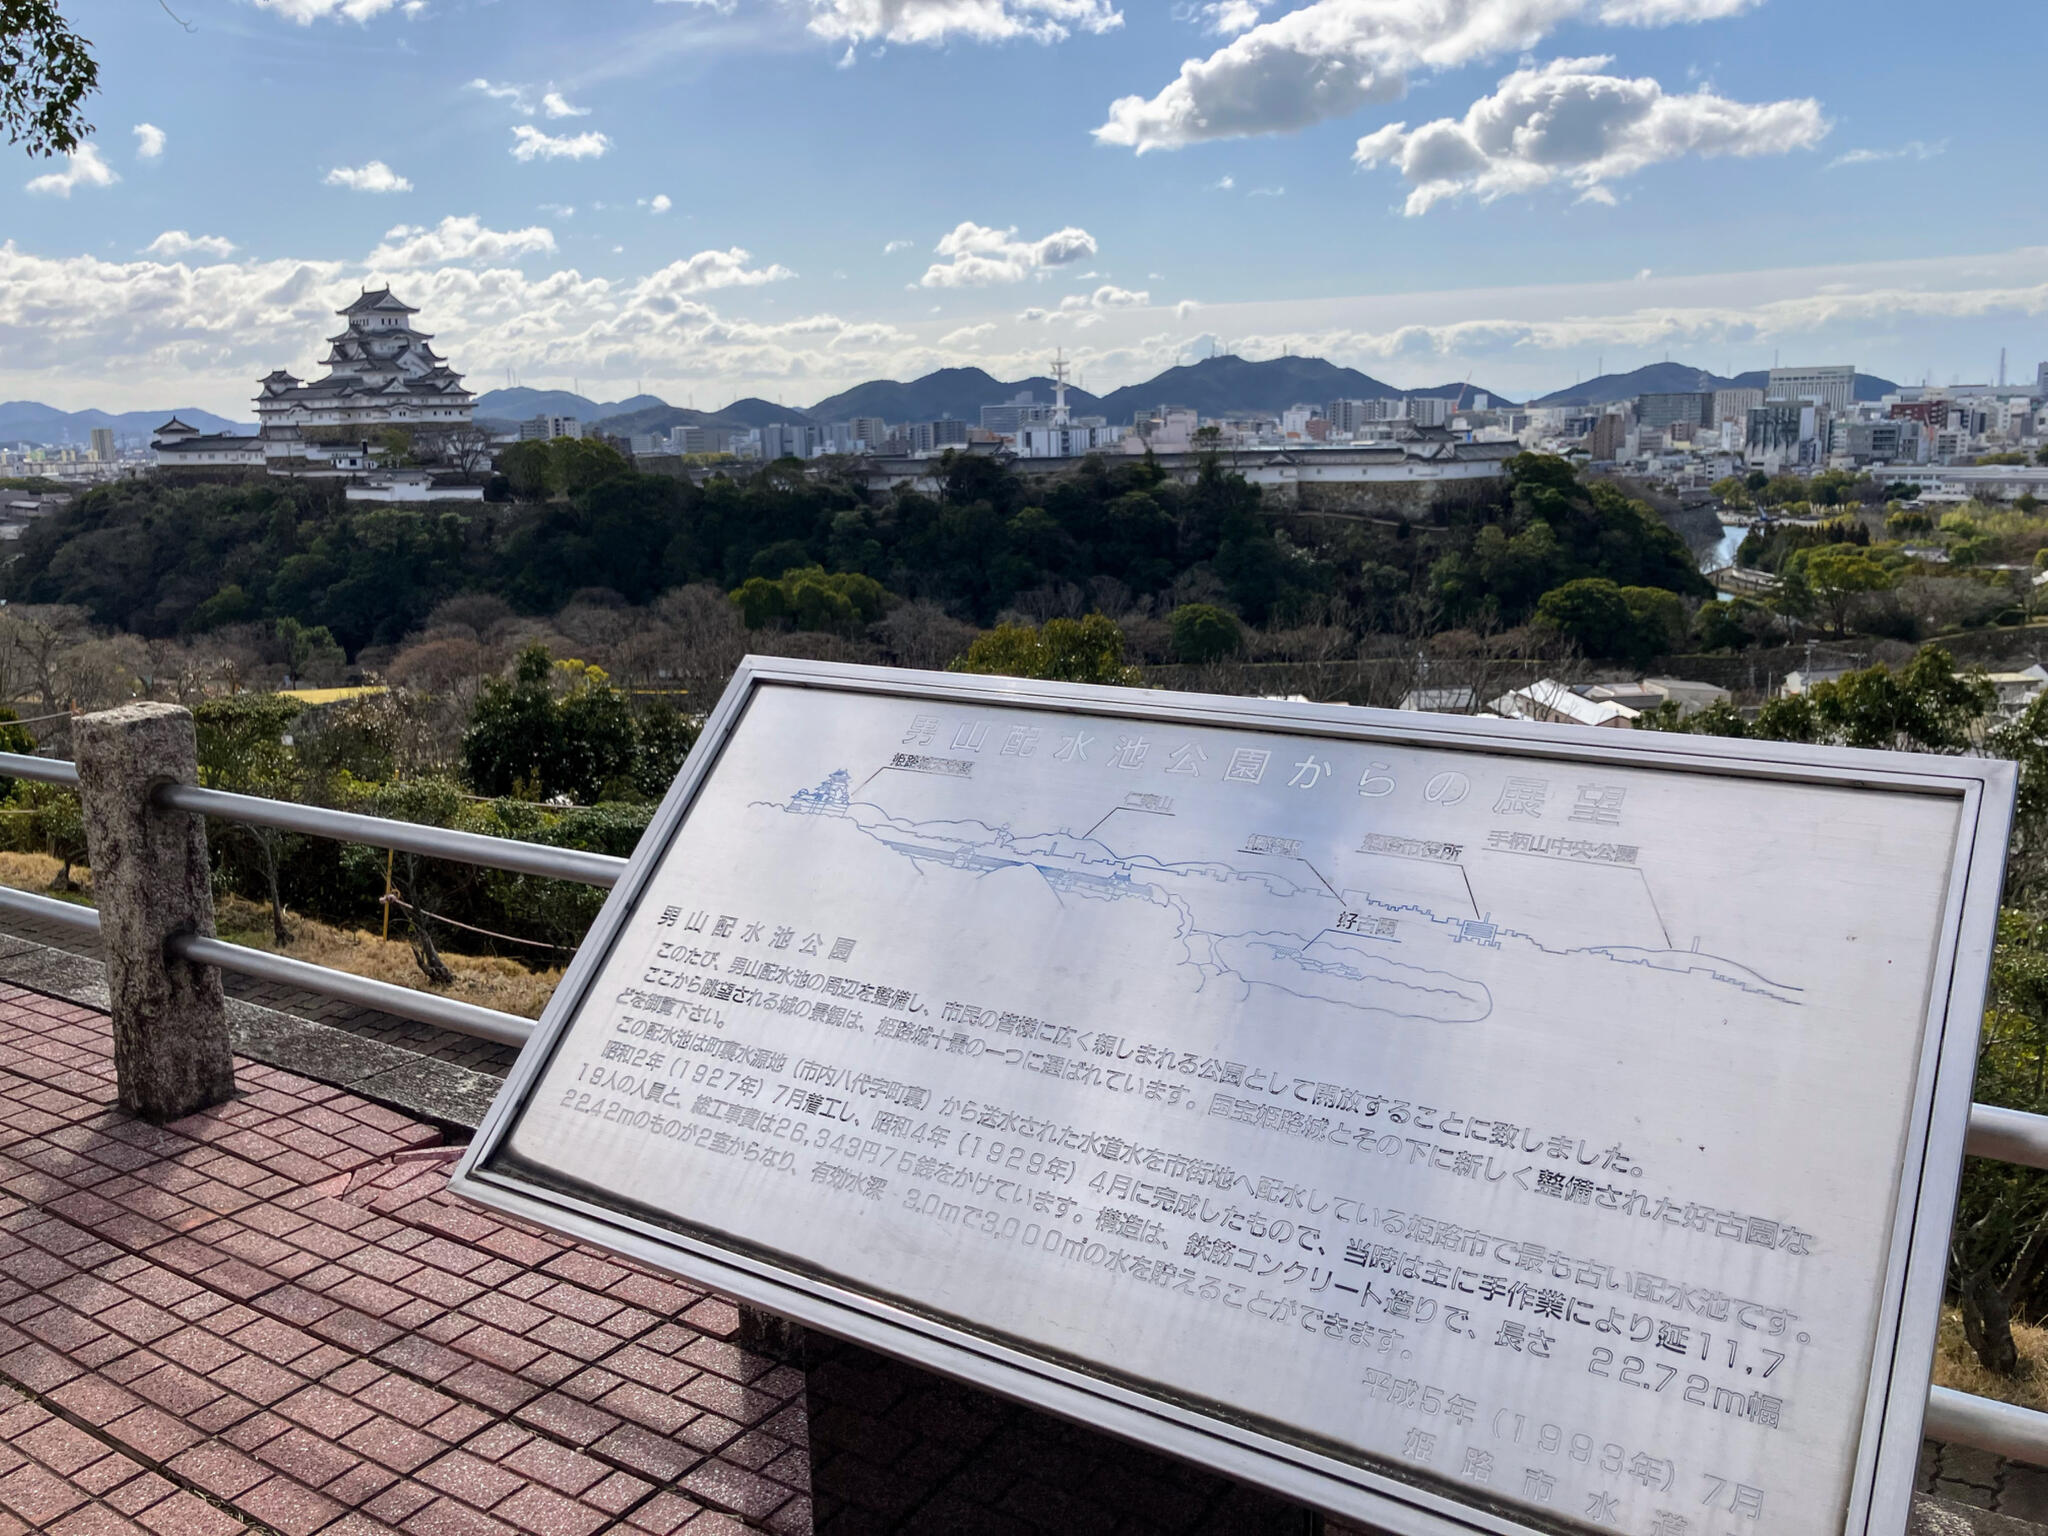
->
[492,1484,607,1536]
[166,1442,271,1501]
[418,1450,524,1511]
[238,1474,350,1536]
[20,1416,113,1476]
[399,1496,517,1536]
[0,1460,90,1525]
[257,1427,364,1490]
[281,1385,378,1439]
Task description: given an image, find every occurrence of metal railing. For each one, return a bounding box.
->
[0,748,616,1045]
[5,747,2048,1469]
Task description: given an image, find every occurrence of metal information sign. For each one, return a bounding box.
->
[452,658,2013,1536]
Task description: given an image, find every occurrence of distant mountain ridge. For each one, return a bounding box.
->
[0,401,251,446]
[10,354,1914,449]
[479,354,1511,437]
[471,388,670,422]
[1530,362,1900,409]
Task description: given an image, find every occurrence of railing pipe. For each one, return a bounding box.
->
[0,883,102,936]
[0,750,80,787]
[154,783,628,888]
[1926,1386,2048,1467]
[166,931,534,1047]
[1967,1103,2048,1172]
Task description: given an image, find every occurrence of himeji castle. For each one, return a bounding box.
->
[255,288,476,439]
[152,289,483,499]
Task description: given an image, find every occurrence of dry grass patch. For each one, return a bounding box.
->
[0,852,561,1020]
[0,849,91,897]
[214,897,563,1019]
[1933,1305,2048,1414]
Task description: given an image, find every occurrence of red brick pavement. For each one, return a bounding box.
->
[0,985,810,1536]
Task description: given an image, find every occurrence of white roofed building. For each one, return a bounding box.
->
[253,289,475,442]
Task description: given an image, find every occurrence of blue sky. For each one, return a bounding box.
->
[4,0,2045,415]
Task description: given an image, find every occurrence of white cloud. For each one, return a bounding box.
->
[325,160,413,193]
[366,216,557,267]
[645,194,673,213]
[1094,0,1764,152]
[133,123,166,160]
[540,203,576,218]
[511,125,612,161]
[541,90,590,118]
[639,248,797,295]
[25,145,118,198]
[1020,284,1152,326]
[6,239,2047,416]
[1248,184,1284,195]
[1597,0,1756,18]
[467,78,534,113]
[146,231,238,259]
[806,0,1121,46]
[403,1,427,15]
[0,240,839,413]
[1211,174,1235,189]
[1829,137,1947,170]
[1353,57,1826,214]
[940,322,998,347]
[884,238,914,253]
[920,222,1098,287]
[1200,0,1267,30]
[250,0,405,21]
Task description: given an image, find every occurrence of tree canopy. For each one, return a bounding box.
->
[1,0,97,157]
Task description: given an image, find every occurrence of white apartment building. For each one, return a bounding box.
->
[1767,365,1856,414]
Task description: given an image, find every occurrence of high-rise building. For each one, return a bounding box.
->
[1588,413,1628,460]
[1747,402,1825,469]
[1634,392,1712,431]
[1325,398,1368,434]
[760,422,821,459]
[1711,388,1765,425]
[1406,396,1452,428]
[90,428,115,461]
[1766,365,1856,415]
[979,395,1043,435]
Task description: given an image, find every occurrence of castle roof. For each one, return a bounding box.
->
[154,416,199,436]
[339,288,419,317]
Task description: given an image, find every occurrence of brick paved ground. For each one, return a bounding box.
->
[0,906,520,1077]
[1923,1440,2048,1523]
[0,983,807,1535]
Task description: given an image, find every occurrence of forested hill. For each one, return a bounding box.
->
[1530,363,1901,408]
[0,450,1706,668]
[1091,355,1510,421]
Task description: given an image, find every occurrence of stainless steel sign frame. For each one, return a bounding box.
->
[452,657,2014,1536]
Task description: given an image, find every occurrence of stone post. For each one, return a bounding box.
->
[74,703,234,1121]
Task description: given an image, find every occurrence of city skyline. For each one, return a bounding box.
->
[2,0,2042,416]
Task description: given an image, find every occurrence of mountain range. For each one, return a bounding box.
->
[471,354,1510,435]
[1529,361,1900,409]
[0,401,251,447]
[7,354,1917,448]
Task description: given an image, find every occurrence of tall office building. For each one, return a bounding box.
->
[1766,365,1856,414]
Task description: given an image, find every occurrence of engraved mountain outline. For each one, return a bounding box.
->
[766,770,1802,1025]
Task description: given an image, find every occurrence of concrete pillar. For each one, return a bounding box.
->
[73,703,234,1121]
